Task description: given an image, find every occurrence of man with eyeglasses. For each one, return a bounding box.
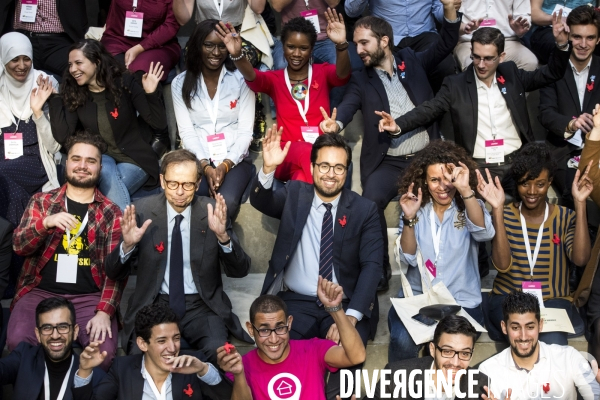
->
[0,296,104,399]
[104,149,253,364]
[216,278,366,400]
[479,291,600,399]
[250,129,382,399]
[366,315,488,399]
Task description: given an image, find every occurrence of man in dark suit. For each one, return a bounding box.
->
[72,303,232,400]
[0,297,104,400]
[104,149,253,363]
[250,128,382,399]
[365,315,489,400]
[320,4,461,291]
[539,5,600,208]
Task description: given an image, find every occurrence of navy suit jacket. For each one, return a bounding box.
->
[539,54,600,159]
[0,342,104,400]
[336,17,460,185]
[396,45,571,156]
[250,177,383,339]
[72,352,232,400]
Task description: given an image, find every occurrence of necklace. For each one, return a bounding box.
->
[289,76,308,82]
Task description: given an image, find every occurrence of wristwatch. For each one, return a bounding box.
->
[402,215,419,228]
[324,304,343,312]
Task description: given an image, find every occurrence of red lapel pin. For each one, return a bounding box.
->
[552,234,560,245]
[155,241,164,253]
[230,99,237,109]
[183,383,193,397]
[110,107,119,119]
[311,80,319,90]
[543,383,550,394]
[338,215,347,228]
[497,75,505,85]
[398,61,405,72]
[224,342,236,354]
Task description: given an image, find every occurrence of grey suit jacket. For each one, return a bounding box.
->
[105,193,253,351]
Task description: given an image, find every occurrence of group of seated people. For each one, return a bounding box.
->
[3,0,600,399]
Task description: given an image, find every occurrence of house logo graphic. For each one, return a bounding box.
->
[268,372,302,400]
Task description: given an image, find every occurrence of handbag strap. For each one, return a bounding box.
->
[394,234,434,298]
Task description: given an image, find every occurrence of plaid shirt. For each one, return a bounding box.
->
[14,0,64,33]
[12,185,124,317]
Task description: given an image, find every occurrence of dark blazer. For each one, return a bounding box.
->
[0,216,12,299]
[104,193,253,351]
[250,177,383,339]
[396,46,571,156]
[336,17,460,185]
[72,352,232,400]
[539,54,600,159]
[48,74,165,189]
[56,0,88,42]
[0,342,104,400]
[365,356,489,399]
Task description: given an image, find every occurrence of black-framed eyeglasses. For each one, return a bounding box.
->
[434,344,473,361]
[203,42,228,52]
[251,324,290,337]
[470,54,499,65]
[164,180,197,191]
[313,162,347,175]
[38,323,73,336]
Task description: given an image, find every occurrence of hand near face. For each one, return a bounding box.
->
[167,355,208,375]
[215,21,243,58]
[572,160,594,203]
[142,62,164,94]
[442,162,471,196]
[79,341,107,373]
[30,75,55,117]
[552,9,569,44]
[325,8,346,45]
[399,182,422,220]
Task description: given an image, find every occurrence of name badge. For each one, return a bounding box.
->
[485,138,504,164]
[480,18,497,27]
[301,126,319,144]
[522,281,545,308]
[425,259,437,281]
[4,133,23,160]
[124,11,144,38]
[552,4,572,17]
[56,254,78,284]
[19,0,37,23]
[300,9,320,33]
[207,133,227,164]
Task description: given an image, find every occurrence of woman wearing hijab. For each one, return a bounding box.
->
[0,32,60,227]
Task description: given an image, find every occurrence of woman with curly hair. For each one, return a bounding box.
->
[388,140,494,363]
[477,142,592,345]
[49,40,166,210]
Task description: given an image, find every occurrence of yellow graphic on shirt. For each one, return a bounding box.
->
[61,217,89,255]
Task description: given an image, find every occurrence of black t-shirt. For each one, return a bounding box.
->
[38,197,99,295]
[37,353,73,400]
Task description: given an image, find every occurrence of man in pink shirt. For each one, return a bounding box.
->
[217,277,366,400]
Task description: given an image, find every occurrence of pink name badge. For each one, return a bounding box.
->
[124,11,144,38]
[480,19,497,27]
[425,259,437,278]
[300,9,320,33]
[522,281,541,290]
[522,281,545,308]
[484,138,505,164]
[206,133,227,161]
[301,126,320,144]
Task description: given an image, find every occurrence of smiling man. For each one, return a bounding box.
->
[479,291,600,399]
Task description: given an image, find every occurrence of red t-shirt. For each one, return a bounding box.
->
[246,63,349,143]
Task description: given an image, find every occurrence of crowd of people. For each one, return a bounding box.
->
[2,0,600,399]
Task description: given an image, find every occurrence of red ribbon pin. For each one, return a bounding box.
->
[155,241,164,253]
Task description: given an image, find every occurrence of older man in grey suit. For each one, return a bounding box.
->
[104,149,253,364]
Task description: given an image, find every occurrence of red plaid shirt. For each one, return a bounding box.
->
[12,185,124,317]
[14,0,64,33]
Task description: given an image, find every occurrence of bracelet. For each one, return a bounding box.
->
[229,52,244,62]
[556,41,569,50]
[335,41,349,51]
[218,238,231,246]
[324,304,342,313]
[203,164,212,176]
[461,190,476,200]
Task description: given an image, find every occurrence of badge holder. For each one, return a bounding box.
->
[485,138,504,164]
[301,9,320,33]
[4,132,23,160]
[124,0,144,38]
[19,0,37,23]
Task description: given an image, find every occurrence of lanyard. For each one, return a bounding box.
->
[519,202,549,278]
[213,0,224,18]
[305,0,309,8]
[284,65,313,126]
[200,67,226,134]
[65,200,89,249]
[429,208,441,265]
[44,356,74,400]
[132,0,138,11]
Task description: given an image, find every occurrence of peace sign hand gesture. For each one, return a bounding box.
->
[572,160,594,204]
[400,182,422,220]
[320,107,340,133]
[375,110,400,135]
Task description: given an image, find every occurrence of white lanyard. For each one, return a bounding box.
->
[200,67,226,134]
[284,65,313,126]
[519,202,549,278]
[44,356,74,400]
[305,0,309,7]
[429,208,441,265]
[132,0,138,11]
[213,0,224,18]
[65,200,89,249]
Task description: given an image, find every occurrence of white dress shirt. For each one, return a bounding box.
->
[258,168,363,321]
[570,58,592,109]
[479,341,600,400]
[459,0,531,42]
[472,71,522,158]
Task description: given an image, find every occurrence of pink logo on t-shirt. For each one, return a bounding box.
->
[268,373,302,400]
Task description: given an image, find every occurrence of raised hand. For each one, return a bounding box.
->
[572,160,594,203]
[262,124,290,174]
[400,182,422,220]
[121,205,152,253]
[508,15,530,37]
[125,44,144,69]
[317,275,344,309]
[78,341,107,376]
[217,345,244,375]
[325,8,346,45]
[476,169,505,210]
[442,162,471,196]
[375,110,400,135]
[207,193,229,241]
[320,107,340,133]
[552,9,569,45]
[30,75,54,118]
[167,355,208,375]
[142,61,164,94]
[215,21,243,59]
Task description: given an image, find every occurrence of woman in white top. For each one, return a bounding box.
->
[172,19,255,218]
[0,32,60,227]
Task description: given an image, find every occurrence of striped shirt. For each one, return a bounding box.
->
[492,203,576,300]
